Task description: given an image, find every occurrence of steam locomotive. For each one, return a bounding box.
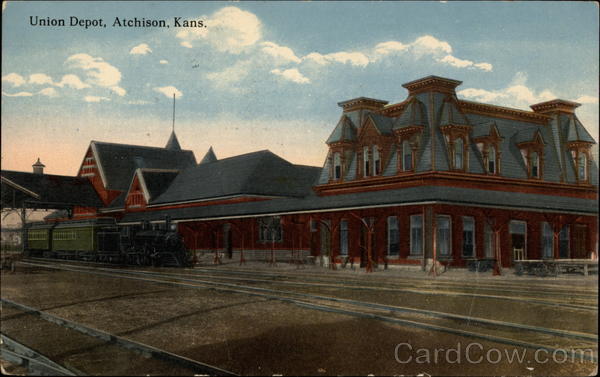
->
[25,217,191,267]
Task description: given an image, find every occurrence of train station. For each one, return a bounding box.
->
[1,75,598,275]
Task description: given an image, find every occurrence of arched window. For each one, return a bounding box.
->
[373,146,381,175]
[403,140,412,171]
[531,151,539,178]
[333,152,342,180]
[578,153,587,181]
[488,145,496,174]
[454,138,464,170]
[363,146,370,177]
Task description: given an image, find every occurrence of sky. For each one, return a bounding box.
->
[2,1,599,176]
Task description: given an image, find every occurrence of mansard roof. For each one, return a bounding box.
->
[395,98,427,128]
[365,113,395,135]
[567,117,595,143]
[91,141,196,191]
[439,98,469,126]
[152,150,321,205]
[326,115,357,144]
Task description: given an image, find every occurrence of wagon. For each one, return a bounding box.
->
[513,259,598,277]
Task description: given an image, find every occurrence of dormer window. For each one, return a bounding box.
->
[363,146,370,177]
[402,140,413,171]
[333,152,342,180]
[373,146,381,175]
[453,137,465,170]
[530,151,540,178]
[487,145,496,174]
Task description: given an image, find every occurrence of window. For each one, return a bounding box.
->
[340,220,348,256]
[488,145,496,174]
[436,215,451,257]
[530,151,539,178]
[258,217,282,243]
[403,140,413,171]
[578,153,587,181]
[363,146,370,177]
[484,222,494,258]
[454,138,464,170]
[28,230,47,241]
[333,152,342,180]
[310,220,318,232]
[559,226,569,258]
[509,220,527,260]
[373,146,381,175]
[541,222,553,259]
[462,217,475,257]
[387,216,399,257]
[410,215,423,255]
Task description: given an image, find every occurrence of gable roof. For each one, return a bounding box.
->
[439,98,469,125]
[326,116,357,144]
[152,150,321,205]
[1,170,103,208]
[395,98,427,128]
[567,116,595,143]
[91,141,196,191]
[366,113,395,135]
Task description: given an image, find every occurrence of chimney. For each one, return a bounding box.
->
[32,158,45,175]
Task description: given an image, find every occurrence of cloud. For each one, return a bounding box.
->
[303,51,370,67]
[575,95,598,104]
[372,41,408,58]
[159,60,169,65]
[2,73,26,87]
[128,99,151,105]
[206,60,252,91]
[153,86,182,99]
[271,68,310,84]
[110,86,127,96]
[56,74,90,89]
[438,55,473,68]
[410,35,452,56]
[458,72,556,108]
[84,95,110,103]
[474,62,493,72]
[176,6,261,53]
[130,43,152,55]
[66,53,122,88]
[261,41,301,64]
[2,91,33,97]
[38,87,58,97]
[29,73,54,85]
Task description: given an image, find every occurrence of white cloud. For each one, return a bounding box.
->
[128,99,151,105]
[438,55,473,68]
[303,51,369,67]
[271,68,310,84]
[66,53,122,88]
[176,6,262,53]
[29,73,54,85]
[206,60,252,90]
[474,62,493,72]
[411,35,452,56]
[56,74,90,89]
[261,41,301,64]
[2,91,33,97]
[111,86,127,96]
[84,95,110,103]
[2,73,26,87]
[130,43,152,55]
[458,72,557,109]
[159,60,169,65]
[38,87,58,97]
[154,86,182,99]
[575,95,598,104]
[372,41,408,59]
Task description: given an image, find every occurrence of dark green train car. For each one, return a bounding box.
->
[26,223,54,253]
[50,218,119,258]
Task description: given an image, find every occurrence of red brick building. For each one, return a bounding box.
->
[3,75,597,270]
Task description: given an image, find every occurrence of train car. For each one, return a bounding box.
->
[26,223,55,257]
[49,218,121,260]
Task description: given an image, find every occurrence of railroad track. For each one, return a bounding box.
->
[24,257,598,309]
[16,260,598,362]
[1,297,237,376]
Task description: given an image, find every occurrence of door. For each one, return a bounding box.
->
[509,221,527,261]
[223,224,232,259]
[320,221,331,266]
[572,225,588,259]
